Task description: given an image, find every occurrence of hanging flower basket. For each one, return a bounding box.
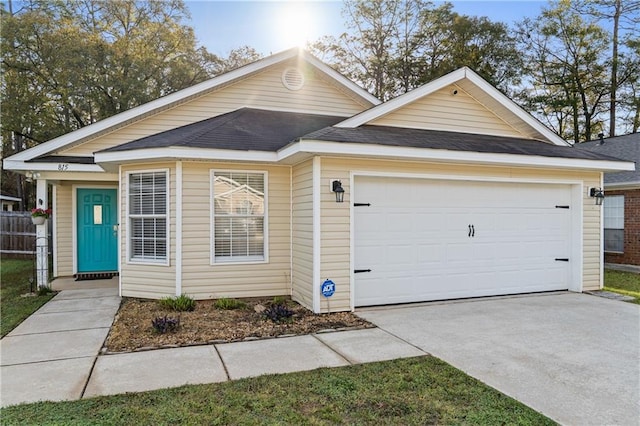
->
[31,216,46,225]
[31,208,51,225]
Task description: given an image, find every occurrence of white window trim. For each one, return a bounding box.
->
[210,169,269,265]
[126,168,170,266]
[604,194,624,254]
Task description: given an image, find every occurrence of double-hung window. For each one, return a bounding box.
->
[128,171,168,263]
[604,195,624,253]
[212,171,266,263]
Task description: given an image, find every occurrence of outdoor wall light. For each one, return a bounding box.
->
[332,180,345,203]
[589,187,604,205]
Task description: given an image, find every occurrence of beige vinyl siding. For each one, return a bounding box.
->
[292,159,314,310]
[318,161,351,312]
[582,174,603,291]
[120,163,176,299]
[320,157,602,311]
[59,60,368,157]
[371,85,525,138]
[181,162,291,299]
[54,184,73,276]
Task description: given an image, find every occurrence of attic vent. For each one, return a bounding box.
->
[282,67,305,91]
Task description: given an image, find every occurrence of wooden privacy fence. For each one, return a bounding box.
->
[0,211,52,258]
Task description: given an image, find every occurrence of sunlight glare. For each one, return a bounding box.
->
[275,2,315,48]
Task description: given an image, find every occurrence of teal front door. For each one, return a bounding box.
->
[77,189,118,272]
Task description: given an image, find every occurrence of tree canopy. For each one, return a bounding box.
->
[310,0,521,101]
[1,0,261,200]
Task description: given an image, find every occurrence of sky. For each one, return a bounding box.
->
[184,0,549,56]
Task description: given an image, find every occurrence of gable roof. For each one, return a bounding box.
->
[100,108,344,153]
[7,48,380,164]
[334,67,570,147]
[575,133,639,188]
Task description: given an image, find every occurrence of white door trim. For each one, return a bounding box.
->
[72,184,118,275]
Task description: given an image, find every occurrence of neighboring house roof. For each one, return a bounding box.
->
[6,48,380,165]
[100,108,344,153]
[334,67,570,147]
[575,133,640,188]
[300,125,626,162]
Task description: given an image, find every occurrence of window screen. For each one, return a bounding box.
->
[129,171,168,262]
[604,195,624,252]
[212,171,265,262]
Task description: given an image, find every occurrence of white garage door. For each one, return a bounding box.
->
[354,176,573,306]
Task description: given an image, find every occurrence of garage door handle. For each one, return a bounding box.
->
[468,225,472,237]
[354,269,372,274]
[555,258,569,262]
[468,225,475,237]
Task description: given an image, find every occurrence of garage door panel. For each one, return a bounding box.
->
[354,176,572,307]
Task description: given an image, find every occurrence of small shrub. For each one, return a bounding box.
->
[151,315,180,334]
[214,298,247,310]
[158,294,196,312]
[263,304,294,323]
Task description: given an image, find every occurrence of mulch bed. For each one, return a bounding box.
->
[104,297,374,353]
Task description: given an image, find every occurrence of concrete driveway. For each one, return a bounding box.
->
[358,292,640,426]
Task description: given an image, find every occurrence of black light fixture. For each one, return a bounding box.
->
[332,180,345,203]
[590,187,605,205]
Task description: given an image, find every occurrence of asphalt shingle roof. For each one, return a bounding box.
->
[100,108,345,153]
[574,133,639,185]
[97,108,631,166]
[301,125,628,162]
[28,155,95,164]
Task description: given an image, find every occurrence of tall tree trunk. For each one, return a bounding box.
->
[609,0,621,137]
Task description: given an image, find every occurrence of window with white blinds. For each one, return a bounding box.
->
[212,171,266,263]
[128,171,168,262]
[604,195,624,252]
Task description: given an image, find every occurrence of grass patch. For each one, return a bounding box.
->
[1,259,54,337]
[158,294,196,312]
[213,297,247,310]
[0,357,554,425]
[604,269,640,304]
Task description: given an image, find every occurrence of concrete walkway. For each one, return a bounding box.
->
[1,287,424,407]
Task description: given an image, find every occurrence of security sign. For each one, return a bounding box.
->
[321,279,335,298]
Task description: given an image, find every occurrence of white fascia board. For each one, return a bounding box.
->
[463,70,570,147]
[6,49,300,163]
[604,181,640,190]
[3,159,105,173]
[335,69,465,128]
[95,147,279,164]
[290,140,636,172]
[303,53,381,107]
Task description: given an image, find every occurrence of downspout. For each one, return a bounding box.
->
[289,165,293,296]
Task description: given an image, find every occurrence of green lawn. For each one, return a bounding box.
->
[0,356,553,425]
[1,259,54,337]
[604,269,640,304]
